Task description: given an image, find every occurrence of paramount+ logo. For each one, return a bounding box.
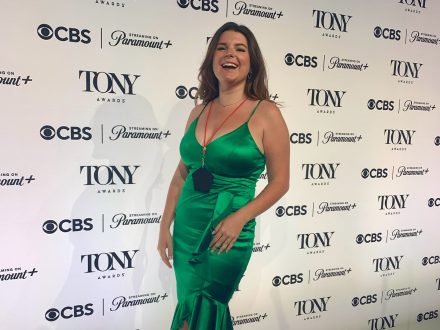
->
[37,23,91,44]
[45,304,93,322]
[40,125,92,141]
[284,53,318,68]
[374,26,401,41]
[275,205,307,217]
[176,0,219,13]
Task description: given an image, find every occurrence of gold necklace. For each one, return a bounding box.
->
[216,96,246,108]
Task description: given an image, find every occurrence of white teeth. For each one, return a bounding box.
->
[222,63,238,68]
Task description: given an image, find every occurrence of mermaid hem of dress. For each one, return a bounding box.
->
[170,292,233,330]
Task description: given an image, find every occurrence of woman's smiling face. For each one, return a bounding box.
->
[212,30,251,87]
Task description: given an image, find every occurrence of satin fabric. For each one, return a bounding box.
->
[171,101,265,330]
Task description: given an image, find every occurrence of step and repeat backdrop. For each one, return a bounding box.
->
[1,0,439,329]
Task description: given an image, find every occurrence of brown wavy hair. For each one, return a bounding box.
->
[197,22,269,103]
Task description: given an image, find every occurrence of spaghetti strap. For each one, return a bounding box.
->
[246,100,262,122]
[196,102,210,119]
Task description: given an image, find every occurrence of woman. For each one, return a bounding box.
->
[157,22,289,330]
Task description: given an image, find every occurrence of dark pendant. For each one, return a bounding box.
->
[192,167,213,192]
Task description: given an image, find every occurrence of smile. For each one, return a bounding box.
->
[221,62,238,69]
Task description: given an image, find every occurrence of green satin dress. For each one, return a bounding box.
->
[171,101,265,330]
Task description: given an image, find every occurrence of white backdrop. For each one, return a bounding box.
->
[1,1,439,329]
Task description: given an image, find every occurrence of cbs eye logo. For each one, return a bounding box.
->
[373,26,401,41]
[42,218,93,234]
[367,99,394,111]
[272,273,303,286]
[175,85,198,99]
[45,304,93,321]
[275,205,307,217]
[40,125,92,140]
[37,24,54,40]
[176,0,219,12]
[37,23,91,44]
[284,53,318,68]
[361,168,388,179]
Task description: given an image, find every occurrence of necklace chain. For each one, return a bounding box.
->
[216,96,246,107]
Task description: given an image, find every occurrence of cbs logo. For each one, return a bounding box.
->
[284,53,318,68]
[361,168,388,179]
[417,310,438,323]
[422,256,440,266]
[176,0,219,12]
[40,125,92,140]
[42,218,93,234]
[272,273,303,286]
[374,26,401,41]
[352,294,377,307]
[275,205,307,217]
[356,233,382,244]
[290,132,312,144]
[175,85,198,99]
[37,24,91,44]
[367,99,394,111]
[45,304,93,321]
[428,198,440,207]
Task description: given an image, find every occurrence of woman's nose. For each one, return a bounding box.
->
[225,48,234,57]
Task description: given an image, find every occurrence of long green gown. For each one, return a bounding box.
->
[171,101,265,329]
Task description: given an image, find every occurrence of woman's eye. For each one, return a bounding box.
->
[216,46,226,51]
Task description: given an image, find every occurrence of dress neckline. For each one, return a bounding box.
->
[193,100,262,149]
[193,118,249,148]
[191,118,265,157]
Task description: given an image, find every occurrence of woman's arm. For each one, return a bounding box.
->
[210,101,290,254]
[157,104,205,268]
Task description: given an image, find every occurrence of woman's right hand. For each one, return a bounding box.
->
[157,228,173,268]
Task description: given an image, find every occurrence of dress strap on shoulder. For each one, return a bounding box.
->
[196,102,210,118]
[246,100,262,122]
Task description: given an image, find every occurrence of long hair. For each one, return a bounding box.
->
[197,22,269,103]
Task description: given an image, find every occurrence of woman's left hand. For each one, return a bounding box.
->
[209,216,246,254]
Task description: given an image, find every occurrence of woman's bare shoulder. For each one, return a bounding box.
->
[254,100,284,124]
[184,102,208,131]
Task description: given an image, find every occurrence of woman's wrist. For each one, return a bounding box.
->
[160,221,172,231]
